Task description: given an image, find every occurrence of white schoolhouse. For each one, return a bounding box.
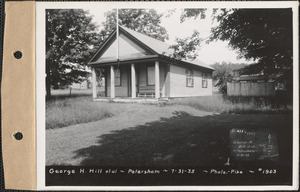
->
[88,26,214,99]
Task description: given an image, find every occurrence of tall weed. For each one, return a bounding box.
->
[170,94,292,114]
[46,96,113,129]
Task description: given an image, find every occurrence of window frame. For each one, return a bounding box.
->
[202,72,208,88]
[186,69,194,87]
[114,67,121,86]
[146,65,155,86]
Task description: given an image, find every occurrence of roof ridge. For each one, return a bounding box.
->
[119,25,169,41]
[119,25,213,70]
[119,25,169,44]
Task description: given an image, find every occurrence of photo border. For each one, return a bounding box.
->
[36,1,299,190]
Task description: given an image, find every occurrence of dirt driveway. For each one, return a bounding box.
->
[46,103,292,167]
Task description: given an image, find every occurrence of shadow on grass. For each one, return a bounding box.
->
[73,111,293,167]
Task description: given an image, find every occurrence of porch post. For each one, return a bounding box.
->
[110,65,115,98]
[131,63,136,98]
[92,67,97,98]
[155,61,160,98]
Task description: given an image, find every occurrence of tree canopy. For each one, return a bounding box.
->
[46,9,100,97]
[181,8,293,90]
[168,31,202,60]
[211,62,247,94]
[102,9,169,42]
[46,8,170,97]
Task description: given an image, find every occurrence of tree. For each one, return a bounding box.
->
[181,8,293,91]
[102,9,169,42]
[46,9,100,97]
[168,31,202,60]
[180,8,207,22]
[165,9,206,61]
[211,62,247,94]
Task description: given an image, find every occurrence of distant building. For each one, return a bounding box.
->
[71,79,90,89]
[228,75,275,96]
[235,75,270,83]
[71,67,92,89]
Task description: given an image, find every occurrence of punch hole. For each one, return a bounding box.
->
[13,51,22,59]
[13,132,23,140]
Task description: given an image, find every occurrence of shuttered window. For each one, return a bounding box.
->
[147,66,155,85]
[186,69,194,87]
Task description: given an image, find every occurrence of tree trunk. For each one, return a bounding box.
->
[46,62,51,99]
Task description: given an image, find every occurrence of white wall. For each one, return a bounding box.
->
[169,65,212,97]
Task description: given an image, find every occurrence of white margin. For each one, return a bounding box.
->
[36,1,299,191]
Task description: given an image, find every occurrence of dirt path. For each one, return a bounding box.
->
[46,104,213,165]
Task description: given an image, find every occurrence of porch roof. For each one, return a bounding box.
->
[88,26,214,71]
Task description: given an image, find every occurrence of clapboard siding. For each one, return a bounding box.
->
[169,65,212,97]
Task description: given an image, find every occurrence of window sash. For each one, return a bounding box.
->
[186,69,194,87]
[202,72,208,88]
[147,66,155,85]
[202,79,207,88]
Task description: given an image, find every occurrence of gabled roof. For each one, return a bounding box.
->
[89,25,214,71]
[121,26,174,56]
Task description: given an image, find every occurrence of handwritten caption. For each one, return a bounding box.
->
[48,167,278,176]
[230,128,279,161]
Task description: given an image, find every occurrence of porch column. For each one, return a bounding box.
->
[110,65,115,98]
[92,67,97,98]
[155,61,160,98]
[131,63,136,98]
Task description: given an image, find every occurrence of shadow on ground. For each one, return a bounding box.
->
[73,111,292,167]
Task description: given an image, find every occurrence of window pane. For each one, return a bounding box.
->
[147,66,155,85]
[187,78,193,87]
[202,79,207,88]
[186,69,193,87]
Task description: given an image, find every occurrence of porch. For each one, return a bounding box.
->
[93,97,169,104]
[91,60,170,99]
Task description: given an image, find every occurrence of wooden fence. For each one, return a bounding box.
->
[227,82,275,96]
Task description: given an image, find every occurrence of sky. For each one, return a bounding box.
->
[86,8,253,65]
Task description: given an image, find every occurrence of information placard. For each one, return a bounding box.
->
[230,128,279,161]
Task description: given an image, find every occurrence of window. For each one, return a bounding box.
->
[186,69,194,87]
[202,72,207,88]
[115,68,121,86]
[147,66,155,85]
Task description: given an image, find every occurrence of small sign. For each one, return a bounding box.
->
[230,128,279,161]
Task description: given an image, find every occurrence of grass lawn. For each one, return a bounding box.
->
[47,90,292,129]
[46,91,293,175]
[170,93,292,114]
[73,112,292,167]
[46,96,113,129]
[47,106,292,169]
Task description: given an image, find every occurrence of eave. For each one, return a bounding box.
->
[158,55,215,72]
[88,55,159,67]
